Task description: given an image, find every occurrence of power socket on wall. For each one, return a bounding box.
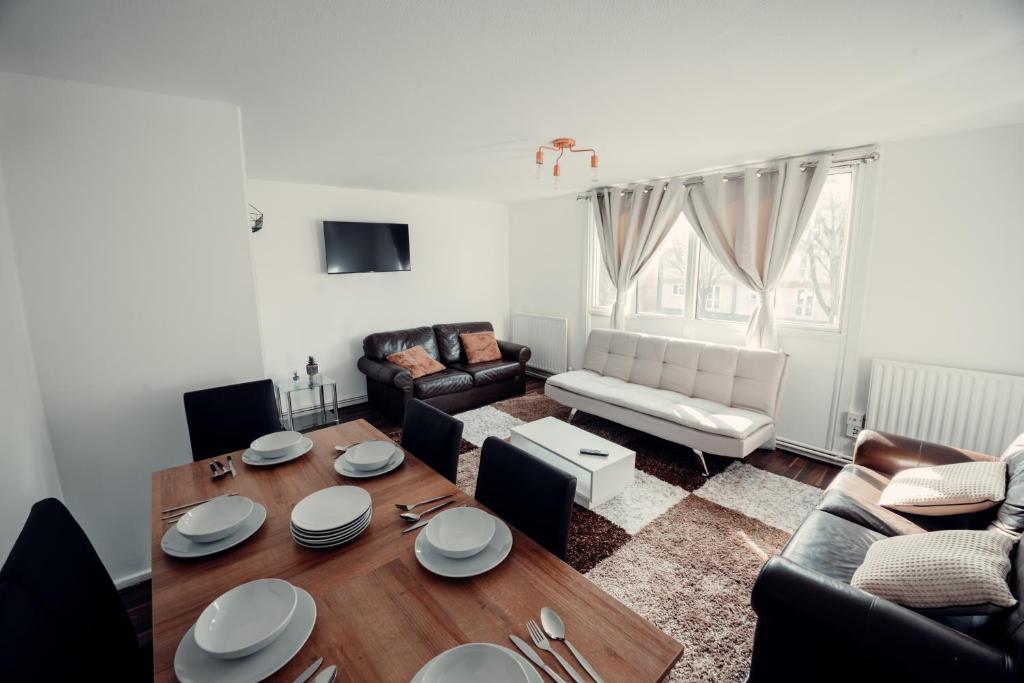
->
[846,411,865,438]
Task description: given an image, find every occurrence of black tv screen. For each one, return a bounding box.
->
[323,221,411,274]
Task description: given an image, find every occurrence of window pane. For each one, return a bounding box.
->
[635,218,689,315]
[594,259,616,309]
[775,171,853,327]
[696,250,754,322]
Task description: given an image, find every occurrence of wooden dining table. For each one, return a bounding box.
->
[150,419,683,681]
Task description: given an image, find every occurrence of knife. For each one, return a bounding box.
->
[291,656,324,683]
[313,665,337,683]
[510,634,567,683]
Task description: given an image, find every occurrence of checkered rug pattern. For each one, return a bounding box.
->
[444,393,825,682]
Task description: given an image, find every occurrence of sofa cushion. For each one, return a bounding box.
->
[879,461,1006,516]
[386,345,446,379]
[413,369,473,399]
[364,325,439,360]
[432,322,493,363]
[658,339,703,395]
[628,336,668,388]
[448,360,519,386]
[994,450,1024,538]
[732,349,788,416]
[692,344,739,405]
[780,509,886,583]
[546,369,771,439]
[851,530,1017,613]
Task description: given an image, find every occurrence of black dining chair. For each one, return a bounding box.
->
[400,399,465,483]
[0,498,144,680]
[183,379,281,461]
[474,437,577,559]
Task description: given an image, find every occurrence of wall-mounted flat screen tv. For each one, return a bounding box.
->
[323,221,411,274]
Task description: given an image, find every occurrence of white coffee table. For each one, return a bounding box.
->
[509,417,635,509]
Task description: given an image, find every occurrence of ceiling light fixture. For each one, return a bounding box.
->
[535,138,599,189]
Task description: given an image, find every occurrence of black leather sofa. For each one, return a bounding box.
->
[749,430,1024,682]
[356,321,530,421]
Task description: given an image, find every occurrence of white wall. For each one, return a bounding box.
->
[508,196,590,372]
[0,159,63,561]
[247,180,509,406]
[849,122,1024,412]
[0,73,265,582]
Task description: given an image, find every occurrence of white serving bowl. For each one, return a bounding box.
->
[425,507,496,559]
[194,578,298,660]
[176,495,255,543]
[343,440,396,471]
[250,431,303,459]
[423,643,528,683]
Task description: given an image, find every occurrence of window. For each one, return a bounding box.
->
[695,169,854,327]
[635,217,690,315]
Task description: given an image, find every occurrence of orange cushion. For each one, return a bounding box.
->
[460,331,502,364]
[387,345,445,379]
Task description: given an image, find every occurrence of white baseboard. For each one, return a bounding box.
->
[115,567,152,590]
[283,393,368,420]
[776,438,850,466]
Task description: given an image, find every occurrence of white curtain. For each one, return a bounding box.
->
[591,177,687,329]
[681,153,832,349]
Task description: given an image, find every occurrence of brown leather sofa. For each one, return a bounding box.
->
[749,430,1024,682]
[356,322,531,421]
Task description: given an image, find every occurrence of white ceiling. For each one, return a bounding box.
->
[1,0,1023,203]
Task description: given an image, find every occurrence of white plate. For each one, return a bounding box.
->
[174,586,316,683]
[422,643,528,683]
[162,503,267,559]
[194,579,297,659]
[343,440,398,471]
[250,430,303,458]
[242,437,314,467]
[411,645,541,683]
[291,509,372,545]
[425,508,496,559]
[176,495,255,543]
[291,486,371,533]
[292,517,371,549]
[290,507,371,538]
[415,517,512,578]
[334,448,405,479]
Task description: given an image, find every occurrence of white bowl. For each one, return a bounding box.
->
[423,643,529,683]
[250,431,303,459]
[194,579,298,660]
[425,508,496,559]
[343,440,396,471]
[176,495,255,543]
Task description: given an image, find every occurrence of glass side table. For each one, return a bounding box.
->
[274,376,340,431]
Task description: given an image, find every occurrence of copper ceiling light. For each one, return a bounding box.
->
[534,138,598,189]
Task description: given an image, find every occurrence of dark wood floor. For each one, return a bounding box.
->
[122,375,838,662]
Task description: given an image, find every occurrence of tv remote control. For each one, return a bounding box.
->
[579,448,610,457]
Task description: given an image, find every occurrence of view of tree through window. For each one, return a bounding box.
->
[695,170,854,326]
[635,217,689,315]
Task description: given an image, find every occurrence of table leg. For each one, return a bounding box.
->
[319,385,326,426]
[286,393,295,431]
[332,384,340,424]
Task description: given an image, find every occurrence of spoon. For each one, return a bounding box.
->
[399,499,453,522]
[540,607,604,683]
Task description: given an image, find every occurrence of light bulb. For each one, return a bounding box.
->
[535,163,542,180]
[553,175,561,190]
[591,166,599,183]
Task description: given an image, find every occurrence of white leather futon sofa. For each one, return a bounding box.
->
[545,329,788,474]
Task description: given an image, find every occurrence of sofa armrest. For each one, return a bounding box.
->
[356,357,413,391]
[752,556,1017,680]
[853,429,997,477]
[497,340,531,365]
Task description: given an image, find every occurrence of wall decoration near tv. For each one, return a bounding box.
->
[323,221,411,274]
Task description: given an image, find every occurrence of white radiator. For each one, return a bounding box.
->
[510,313,568,375]
[866,359,1024,455]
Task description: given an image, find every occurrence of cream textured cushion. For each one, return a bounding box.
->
[878,461,1006,516]
[851,530,1017,611]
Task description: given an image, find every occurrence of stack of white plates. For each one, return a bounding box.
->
[174,578,317,683]
[242,430,314,467]
[334,439,404,478]
[290,486,372,549]
[415,508,513,578]
[161,495,268,559]
[411,643,537,683]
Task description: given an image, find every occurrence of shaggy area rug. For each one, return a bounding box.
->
[390,393,825,682]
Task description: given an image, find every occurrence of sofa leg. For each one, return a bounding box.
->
[567,408,578,424]
[693,449,710,477]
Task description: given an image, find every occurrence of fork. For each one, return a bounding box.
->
[527,620,586,683]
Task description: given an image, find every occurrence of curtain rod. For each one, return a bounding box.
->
[576,149,879,200]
